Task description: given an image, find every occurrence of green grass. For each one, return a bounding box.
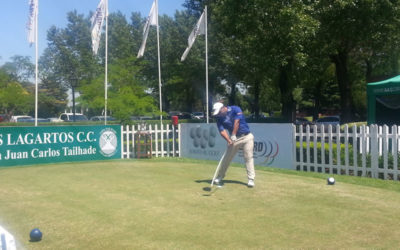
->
[1,159,400,249]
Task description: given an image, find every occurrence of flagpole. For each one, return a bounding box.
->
[156,0,164,156]
[205,6,209,124]
[104,0,108,125]
[34,1,39,127]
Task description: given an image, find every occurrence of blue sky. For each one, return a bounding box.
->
[0,0,185,65]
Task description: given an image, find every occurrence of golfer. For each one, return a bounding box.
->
[212,102,255,187]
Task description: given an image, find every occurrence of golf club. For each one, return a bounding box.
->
[1,233,6,250]
[211,147,228,187]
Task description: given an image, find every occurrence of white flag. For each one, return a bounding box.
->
[181,10,206,61]
[27,0,38,45]
[137,0,158,58]
[91,0,107,55]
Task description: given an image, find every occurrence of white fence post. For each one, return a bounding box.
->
[155,124,159,157]
[121,126,125,159]
[344,125,349,175]
[161,123,164,157]
[149,124,153,157]
[306,125,310,171]
[126,125,131,159]
[328,125,333,174]
[370,125,379,178]
[352,125,358,173]
[321,125,325,171]
[172,124,176,157]
[393,125,398,180]
[299,125,304,171]
[166,124,170,157]
[361,125,367,177]
[383,125,389,179]
[336,124,341,173]
[313,125,318,170]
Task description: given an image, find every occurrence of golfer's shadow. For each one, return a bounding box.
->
[195,179,247,187]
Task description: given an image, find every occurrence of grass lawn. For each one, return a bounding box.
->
[1,158,400,249]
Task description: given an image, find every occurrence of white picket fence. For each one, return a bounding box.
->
[121,124,181,158]
[294,124,400,180]
[120,123,400,181]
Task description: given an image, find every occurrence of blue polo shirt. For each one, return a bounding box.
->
[216,106,250,136]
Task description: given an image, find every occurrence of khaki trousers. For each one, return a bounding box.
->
[217,133,255,181]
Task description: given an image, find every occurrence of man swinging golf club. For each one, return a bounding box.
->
[212,102,255,187]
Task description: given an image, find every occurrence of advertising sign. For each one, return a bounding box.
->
[0,125,120,167]
[180,123,294,169]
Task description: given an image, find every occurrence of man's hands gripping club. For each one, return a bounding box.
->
[220,119,240,145]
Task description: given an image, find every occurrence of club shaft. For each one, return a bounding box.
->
[1,233,6,250]
[211,148,227,187]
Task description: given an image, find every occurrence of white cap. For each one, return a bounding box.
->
[212,102,224,116]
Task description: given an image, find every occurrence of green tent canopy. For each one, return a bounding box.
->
[367,75,400,125]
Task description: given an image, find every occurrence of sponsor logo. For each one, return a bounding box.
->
[190,126,218,149]
[99,128,118,157]
[238,139,279,166]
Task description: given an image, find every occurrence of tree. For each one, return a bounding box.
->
[211,0,318,121]
[162,12,209,112]
[77,12,158,122]
[135,10,215,113]
[0,67,33,117]
[0,56,36,118]
[45,11,97,119]
[182,1,246,113]
[38,76,68,117]
[314,0,400,122]
[39,47,69,117]
[1,55,34,84]
[100,12,137,63]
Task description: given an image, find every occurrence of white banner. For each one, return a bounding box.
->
[181,10,206,61]
[91,0,107,55]
[137,0,157,58]
[180,123,294,169]
[27,0,38,44]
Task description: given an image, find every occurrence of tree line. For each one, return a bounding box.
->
[1,0,400,123]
